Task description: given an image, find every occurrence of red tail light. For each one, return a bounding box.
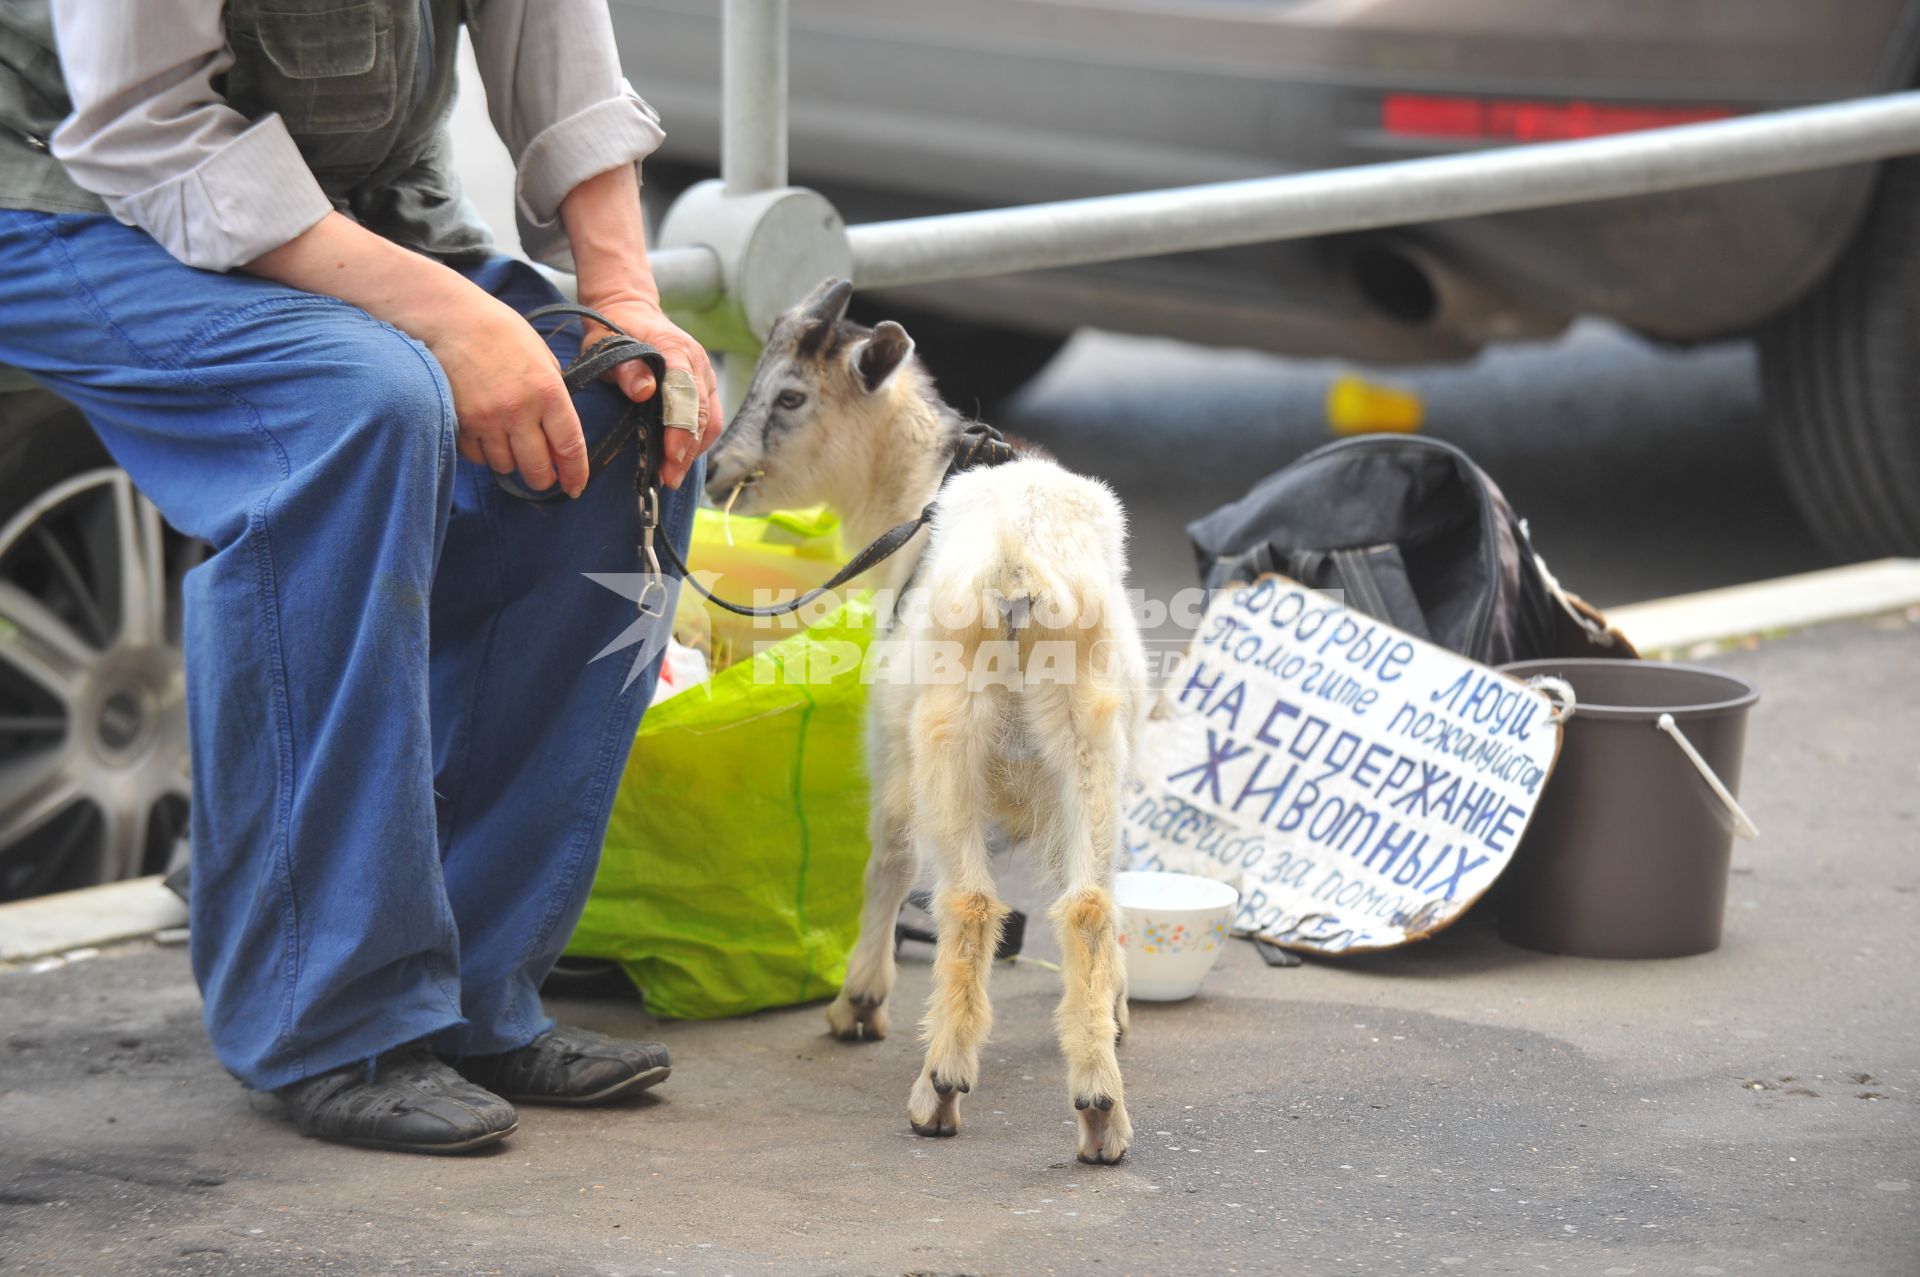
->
[1382,93,1734,142]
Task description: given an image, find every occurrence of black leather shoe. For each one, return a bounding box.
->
[452,1025,670,1107]
[279,1043,518,1154]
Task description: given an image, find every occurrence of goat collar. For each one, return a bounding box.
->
[943,422,1021,481]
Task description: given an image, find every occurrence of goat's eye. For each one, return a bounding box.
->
[775,389,808,411]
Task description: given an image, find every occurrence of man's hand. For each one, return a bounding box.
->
[563,164,724,491]
[421,293,589,496]
[247,211,590,497]
[576,291,720,491]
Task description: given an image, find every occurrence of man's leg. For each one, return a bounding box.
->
[0,212,472,1091]
[423,256,697,1060]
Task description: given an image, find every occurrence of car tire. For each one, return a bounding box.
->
[0,386,114,513]
[1758,157,1920,558]
[0,387,196,902]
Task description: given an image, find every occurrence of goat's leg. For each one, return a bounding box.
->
[907,880,1008,1136]
[826,802,914,1041]
[1029,677,1134,1165]
[1052,886,1131,1163]
[905,683,1006,1138]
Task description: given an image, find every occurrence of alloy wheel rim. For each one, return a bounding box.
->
[0,468,197,902]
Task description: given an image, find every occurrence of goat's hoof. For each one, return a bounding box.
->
[909,1071,964,1137]
[910,1113,959,1138]
[932,1073,970,1096]
[1074,1096,1132,1165]
[825,991,889,1042]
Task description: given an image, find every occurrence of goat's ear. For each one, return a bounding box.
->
[854,320,915,393]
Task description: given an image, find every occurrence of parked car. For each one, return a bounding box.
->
[5,0,1919,902]
[611,0,1920,558]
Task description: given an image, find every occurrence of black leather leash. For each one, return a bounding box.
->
[496,303,1020,620]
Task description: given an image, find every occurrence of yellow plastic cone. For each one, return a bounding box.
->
[1327,374,1424,436]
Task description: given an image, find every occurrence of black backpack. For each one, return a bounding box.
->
[1187,436,1631,666]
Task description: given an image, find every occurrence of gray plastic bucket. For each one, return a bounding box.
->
[1495,659,1760,959]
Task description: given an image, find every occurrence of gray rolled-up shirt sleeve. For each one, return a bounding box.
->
[466,0,666,269]
[47,0,333,272]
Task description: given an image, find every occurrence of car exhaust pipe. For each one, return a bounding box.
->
[1350,242,1441,325]
[1346,238,1566,345]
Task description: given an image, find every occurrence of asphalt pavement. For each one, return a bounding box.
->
[3,611,1915,1276]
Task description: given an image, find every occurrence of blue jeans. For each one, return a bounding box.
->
[0,212,695,1090]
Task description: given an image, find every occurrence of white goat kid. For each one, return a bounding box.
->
[704,279,1146,1165]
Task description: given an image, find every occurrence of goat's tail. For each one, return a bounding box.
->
[925,523,1130,677]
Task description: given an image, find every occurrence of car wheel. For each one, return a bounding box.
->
[1758,157,1920,558]
[848,300,1065,419]
[0,388,199,902]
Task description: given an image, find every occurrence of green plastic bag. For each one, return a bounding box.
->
[565,512,876,1019]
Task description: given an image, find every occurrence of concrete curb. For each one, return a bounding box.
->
[4,558,1916,966]
[0,874,186,968]
[1607,557,1920,655]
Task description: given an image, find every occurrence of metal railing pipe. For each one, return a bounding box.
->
[648,244,725,312]
[848,91,1920,290]
[721,0,788,196]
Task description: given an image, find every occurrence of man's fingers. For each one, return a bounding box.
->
[662,347,720,471]
[697,382,726,457]
[480,431,517,476]
[571,309,723,487]
[507,422,559,495]
[661,385,723,489]
[540,396,591,497]
[658,375,721,489]
[457,434,488,467]
[617,360,657,403]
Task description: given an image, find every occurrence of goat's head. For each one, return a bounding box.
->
[703,278,918,516]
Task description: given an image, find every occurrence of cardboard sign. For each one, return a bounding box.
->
[1123,575,1564,953]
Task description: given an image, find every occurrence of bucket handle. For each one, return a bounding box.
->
[1655,712,1760,840]
[1525,674,1578,724]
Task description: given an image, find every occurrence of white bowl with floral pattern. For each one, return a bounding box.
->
[1114,871,1239,1002]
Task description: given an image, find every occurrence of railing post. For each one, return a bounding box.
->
[716,0,790,410]
[722,0,788,197]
